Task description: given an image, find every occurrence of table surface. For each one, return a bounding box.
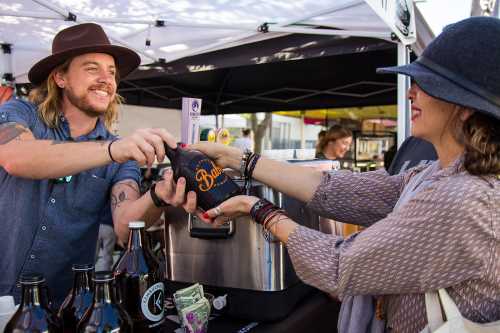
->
[159,291,340,333]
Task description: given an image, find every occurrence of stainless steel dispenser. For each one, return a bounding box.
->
[163,164,324,321]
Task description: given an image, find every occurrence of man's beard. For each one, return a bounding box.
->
[65,85,110,118]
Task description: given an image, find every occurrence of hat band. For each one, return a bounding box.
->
[418,56,500,108]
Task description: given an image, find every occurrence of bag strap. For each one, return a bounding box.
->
[425,288,464,331]
[437,288,463,320]
[425,291,444,331]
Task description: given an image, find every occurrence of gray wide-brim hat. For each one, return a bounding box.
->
[378,16,500,120]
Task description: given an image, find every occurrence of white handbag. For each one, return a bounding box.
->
[421,288,500,333]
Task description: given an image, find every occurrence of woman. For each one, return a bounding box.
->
[172,17,500,332]
[316,124,353,160]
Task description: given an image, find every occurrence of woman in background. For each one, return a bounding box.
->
[315,124,353,160]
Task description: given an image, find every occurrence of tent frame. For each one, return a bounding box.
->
[0,0,411,144]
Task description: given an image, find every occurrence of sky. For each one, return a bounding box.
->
[416,0,472,35]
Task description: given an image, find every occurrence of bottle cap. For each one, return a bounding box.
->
[213,294,227,310]
[93,271,114,283]
[72,263,94,271]
[19,273,45,285]
[129,221,145,229]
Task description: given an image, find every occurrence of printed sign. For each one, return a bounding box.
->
[366,0,416,45]
[181,97,203,144]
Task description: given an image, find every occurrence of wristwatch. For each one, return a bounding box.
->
[150,183,168,207]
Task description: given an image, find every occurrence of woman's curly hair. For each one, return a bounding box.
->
[462,112,500,176]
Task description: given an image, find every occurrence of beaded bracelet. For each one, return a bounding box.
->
[250,198,276,225]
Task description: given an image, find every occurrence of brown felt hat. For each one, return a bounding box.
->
[28,23,140,85]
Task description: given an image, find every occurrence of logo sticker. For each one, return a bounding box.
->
[141,282,165,322]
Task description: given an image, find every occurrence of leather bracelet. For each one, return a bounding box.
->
[246,154,260,180]
[240,149,252,178]
[108,138,118,163]
[150,183,168,207]
[250,198,276,225]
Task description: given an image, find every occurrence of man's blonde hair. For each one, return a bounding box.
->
[28,58,123,129]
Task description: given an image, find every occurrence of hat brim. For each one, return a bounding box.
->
[28,44,141,85]
[377,62,500,120]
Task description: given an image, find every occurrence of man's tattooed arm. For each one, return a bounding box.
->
[110,179,141,211]
[0,122,29,145]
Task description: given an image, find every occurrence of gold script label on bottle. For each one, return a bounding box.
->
[195,159,228,192]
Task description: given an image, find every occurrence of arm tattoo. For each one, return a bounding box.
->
[0,122,28,145]
[111,179,140,211]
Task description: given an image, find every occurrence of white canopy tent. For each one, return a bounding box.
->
[0,0,424,146]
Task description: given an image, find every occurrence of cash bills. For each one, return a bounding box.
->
[179,297,210,333]
[173,283,211,333]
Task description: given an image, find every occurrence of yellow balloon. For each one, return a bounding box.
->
[216,128,231,145]
[207,129,216,142]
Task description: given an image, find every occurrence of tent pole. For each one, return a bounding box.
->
[0,10,61,20]
[268,27,390,39]
[396,43,411,148]
[1,44,14,86]
[300,111,306,149]
[278,0,364,27]
[29,0,157,62]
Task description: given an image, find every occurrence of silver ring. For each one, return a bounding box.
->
[213,206,222,217]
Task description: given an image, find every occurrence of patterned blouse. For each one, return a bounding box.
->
[286,159,500,332]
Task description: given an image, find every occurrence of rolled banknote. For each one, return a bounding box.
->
[179,297,211,333]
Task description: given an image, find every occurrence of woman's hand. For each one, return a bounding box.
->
[198,195,260,227]
[189,142,243,170]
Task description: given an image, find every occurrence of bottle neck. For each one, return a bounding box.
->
[21,284,42,307]
[74,271,92,294]
[164,143,177,166]
[127,228,144,251]
[93,282,114,304]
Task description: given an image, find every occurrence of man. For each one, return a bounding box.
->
[0,23,194,305]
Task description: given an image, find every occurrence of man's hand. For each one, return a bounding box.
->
[154,168,197,213]
[109,128,177,168]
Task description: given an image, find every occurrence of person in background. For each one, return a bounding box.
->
[387,136,437,175]
[315,125,355,236]
[315,124,353,160]
[382,144,397,172]
[232,128,254,151]
[316,129,326,146]
[186,17,500,332]
[0,23,193,306]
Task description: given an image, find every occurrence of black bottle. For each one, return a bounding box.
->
[77,271,132,333]
[113,221,165,331]
[58,264,94,332]
[5,273,61,332]
[164,143,241,211]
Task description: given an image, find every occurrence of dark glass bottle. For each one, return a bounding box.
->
[164,143,241,211]
[113,221,165,331]
[5,273,61,332]
[58,264,94,332]
[77,271,132,333]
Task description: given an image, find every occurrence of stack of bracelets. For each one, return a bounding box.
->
[241,149,260,194]
[250,198,288,234]
[241,150,289,236]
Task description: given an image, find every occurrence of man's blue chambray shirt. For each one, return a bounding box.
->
[0,98,140,306]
